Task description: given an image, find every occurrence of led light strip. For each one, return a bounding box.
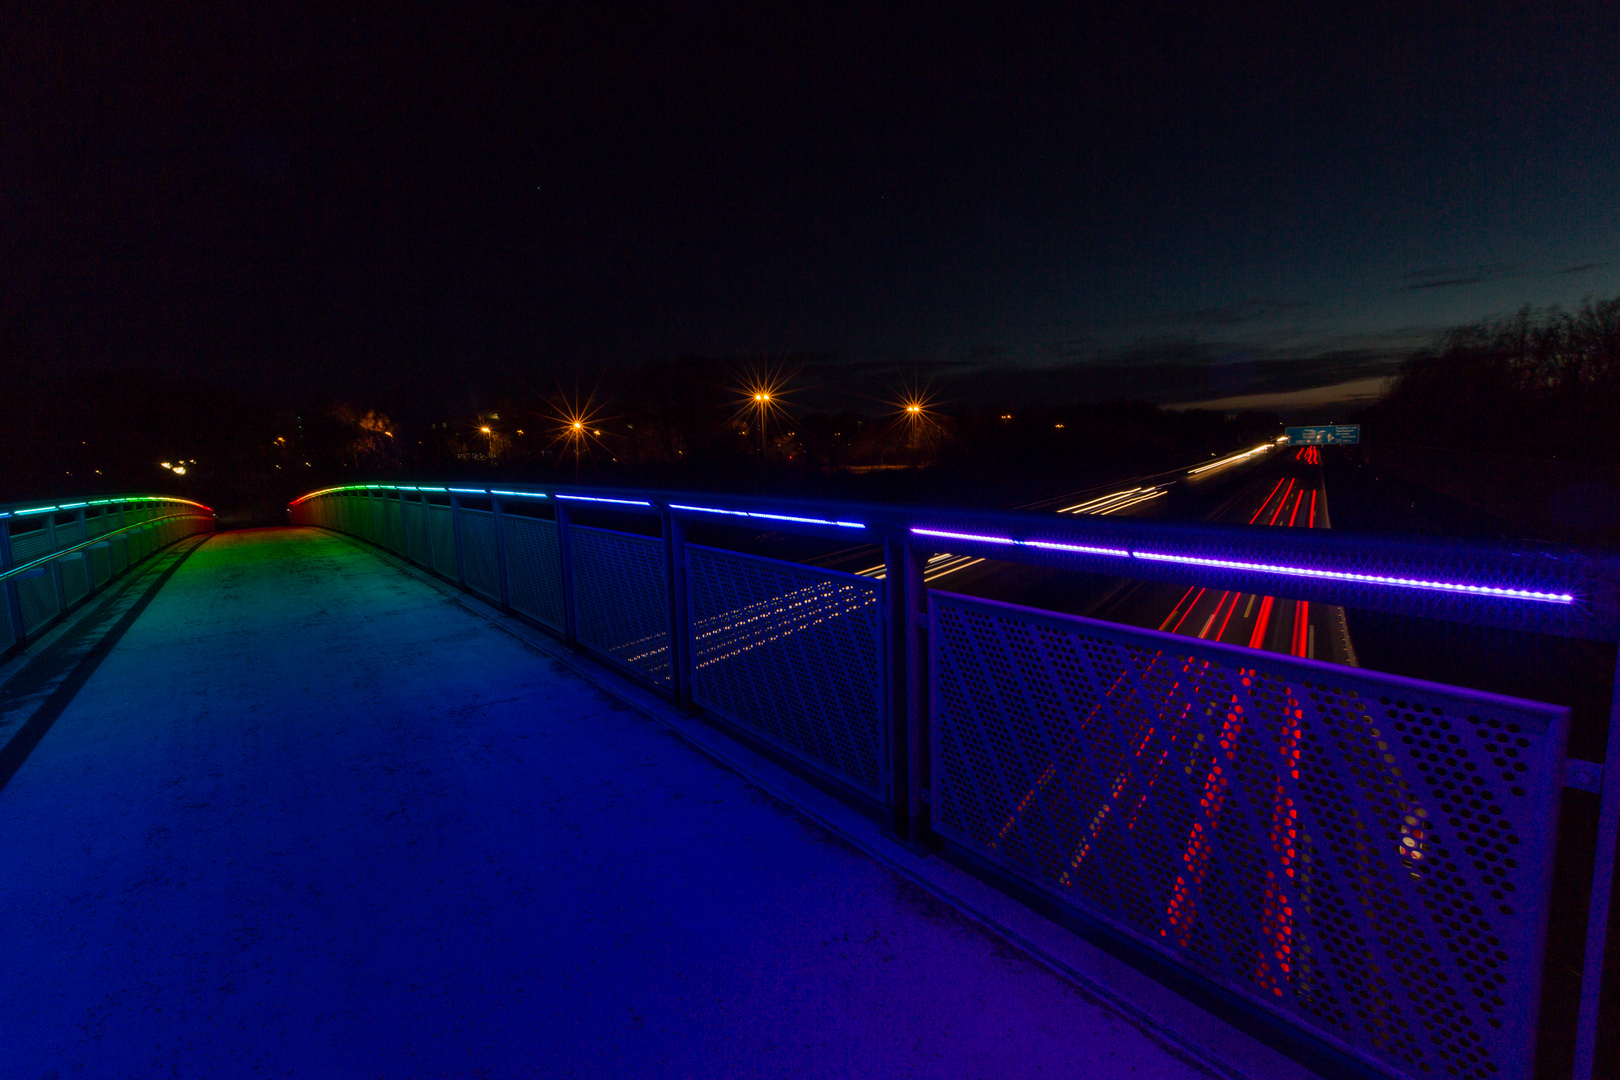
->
[911,527,1574,604]
[2,495,213,518]
[553,494,652,507]
[669,503,865,529]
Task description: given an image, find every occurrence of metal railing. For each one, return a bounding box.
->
[290,480,1620,1080]
[0,495,216,657]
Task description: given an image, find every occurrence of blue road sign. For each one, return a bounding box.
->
[1286,425,1360,445]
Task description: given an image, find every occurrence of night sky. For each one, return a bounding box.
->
[5,2,1618,412]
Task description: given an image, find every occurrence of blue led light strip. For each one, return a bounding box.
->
[911,527,1574,605]
[553,494,652,507]
[669,504,865,529]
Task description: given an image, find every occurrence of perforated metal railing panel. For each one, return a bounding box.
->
[459,510,501,601]
[59,554,89,608]
[570,525,670,686]
[385,497,404,553]
[11,528,60,635]
[403,500,428,566]
[687,545,886,797]
[428,506,457,580]
[928,591,1567,1080]
[503,515,564,631]
[89,543,111,587]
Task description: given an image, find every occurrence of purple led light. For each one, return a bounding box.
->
[1133,551,1574,604]
[910,528,1574,605]
[554,494,652,507]
[912,528,1018,545]
[670,503,865,529]
[1026,540,1132,558]
[912,530,1127,559]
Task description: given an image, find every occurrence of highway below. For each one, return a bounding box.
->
[766,439,1361,668]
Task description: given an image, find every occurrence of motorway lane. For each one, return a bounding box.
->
[773,441,1359,668]
[815,441,1282,592]
[1089,444,1357,665]
[681,440,1366,668]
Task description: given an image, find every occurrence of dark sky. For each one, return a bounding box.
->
[4,2,1618,411]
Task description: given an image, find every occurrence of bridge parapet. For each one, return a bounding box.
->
[1,495,214,655]
[289,480,1620,1080]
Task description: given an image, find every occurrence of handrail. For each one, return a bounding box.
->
[0,510,214,585]
[0,494,212,519]
[291,475,1620,1080]
[288,479,1620,640]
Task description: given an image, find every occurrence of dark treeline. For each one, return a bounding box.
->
[1370,294,1620,464]
[0,358,1279,522]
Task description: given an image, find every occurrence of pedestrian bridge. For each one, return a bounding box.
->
[1,486,1616,1080]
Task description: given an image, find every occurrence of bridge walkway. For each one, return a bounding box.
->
[0,527,1267,1079]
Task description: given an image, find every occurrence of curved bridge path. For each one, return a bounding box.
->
[0,527,1235,1079]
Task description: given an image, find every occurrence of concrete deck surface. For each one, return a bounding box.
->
[0,528,1215,1079]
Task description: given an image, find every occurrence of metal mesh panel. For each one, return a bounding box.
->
[459,510,501,601]
[88,542,112,587]
[59,553,89,608]
[109,533,128,574]
[11,529,60,635]
[428,506,457,579]
[403,500,428,565]
[0,585,14,653]
[368,496,385,542]
[503,515,564,631]
[687,546,886,795]
[929,591,1566,1080]
[570,525,670,685]
[385,496,404,553]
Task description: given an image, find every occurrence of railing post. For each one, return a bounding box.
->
[1573,649,1620,1080]
[491,495,512,610]
[555,501,578,648]
[0,522,26,651]
[661,505,690,707]
[884,531,931,845]
[449,493,468,590]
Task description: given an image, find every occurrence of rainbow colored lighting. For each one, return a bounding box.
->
[910,527,1574,605]
[670,504,865,529]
